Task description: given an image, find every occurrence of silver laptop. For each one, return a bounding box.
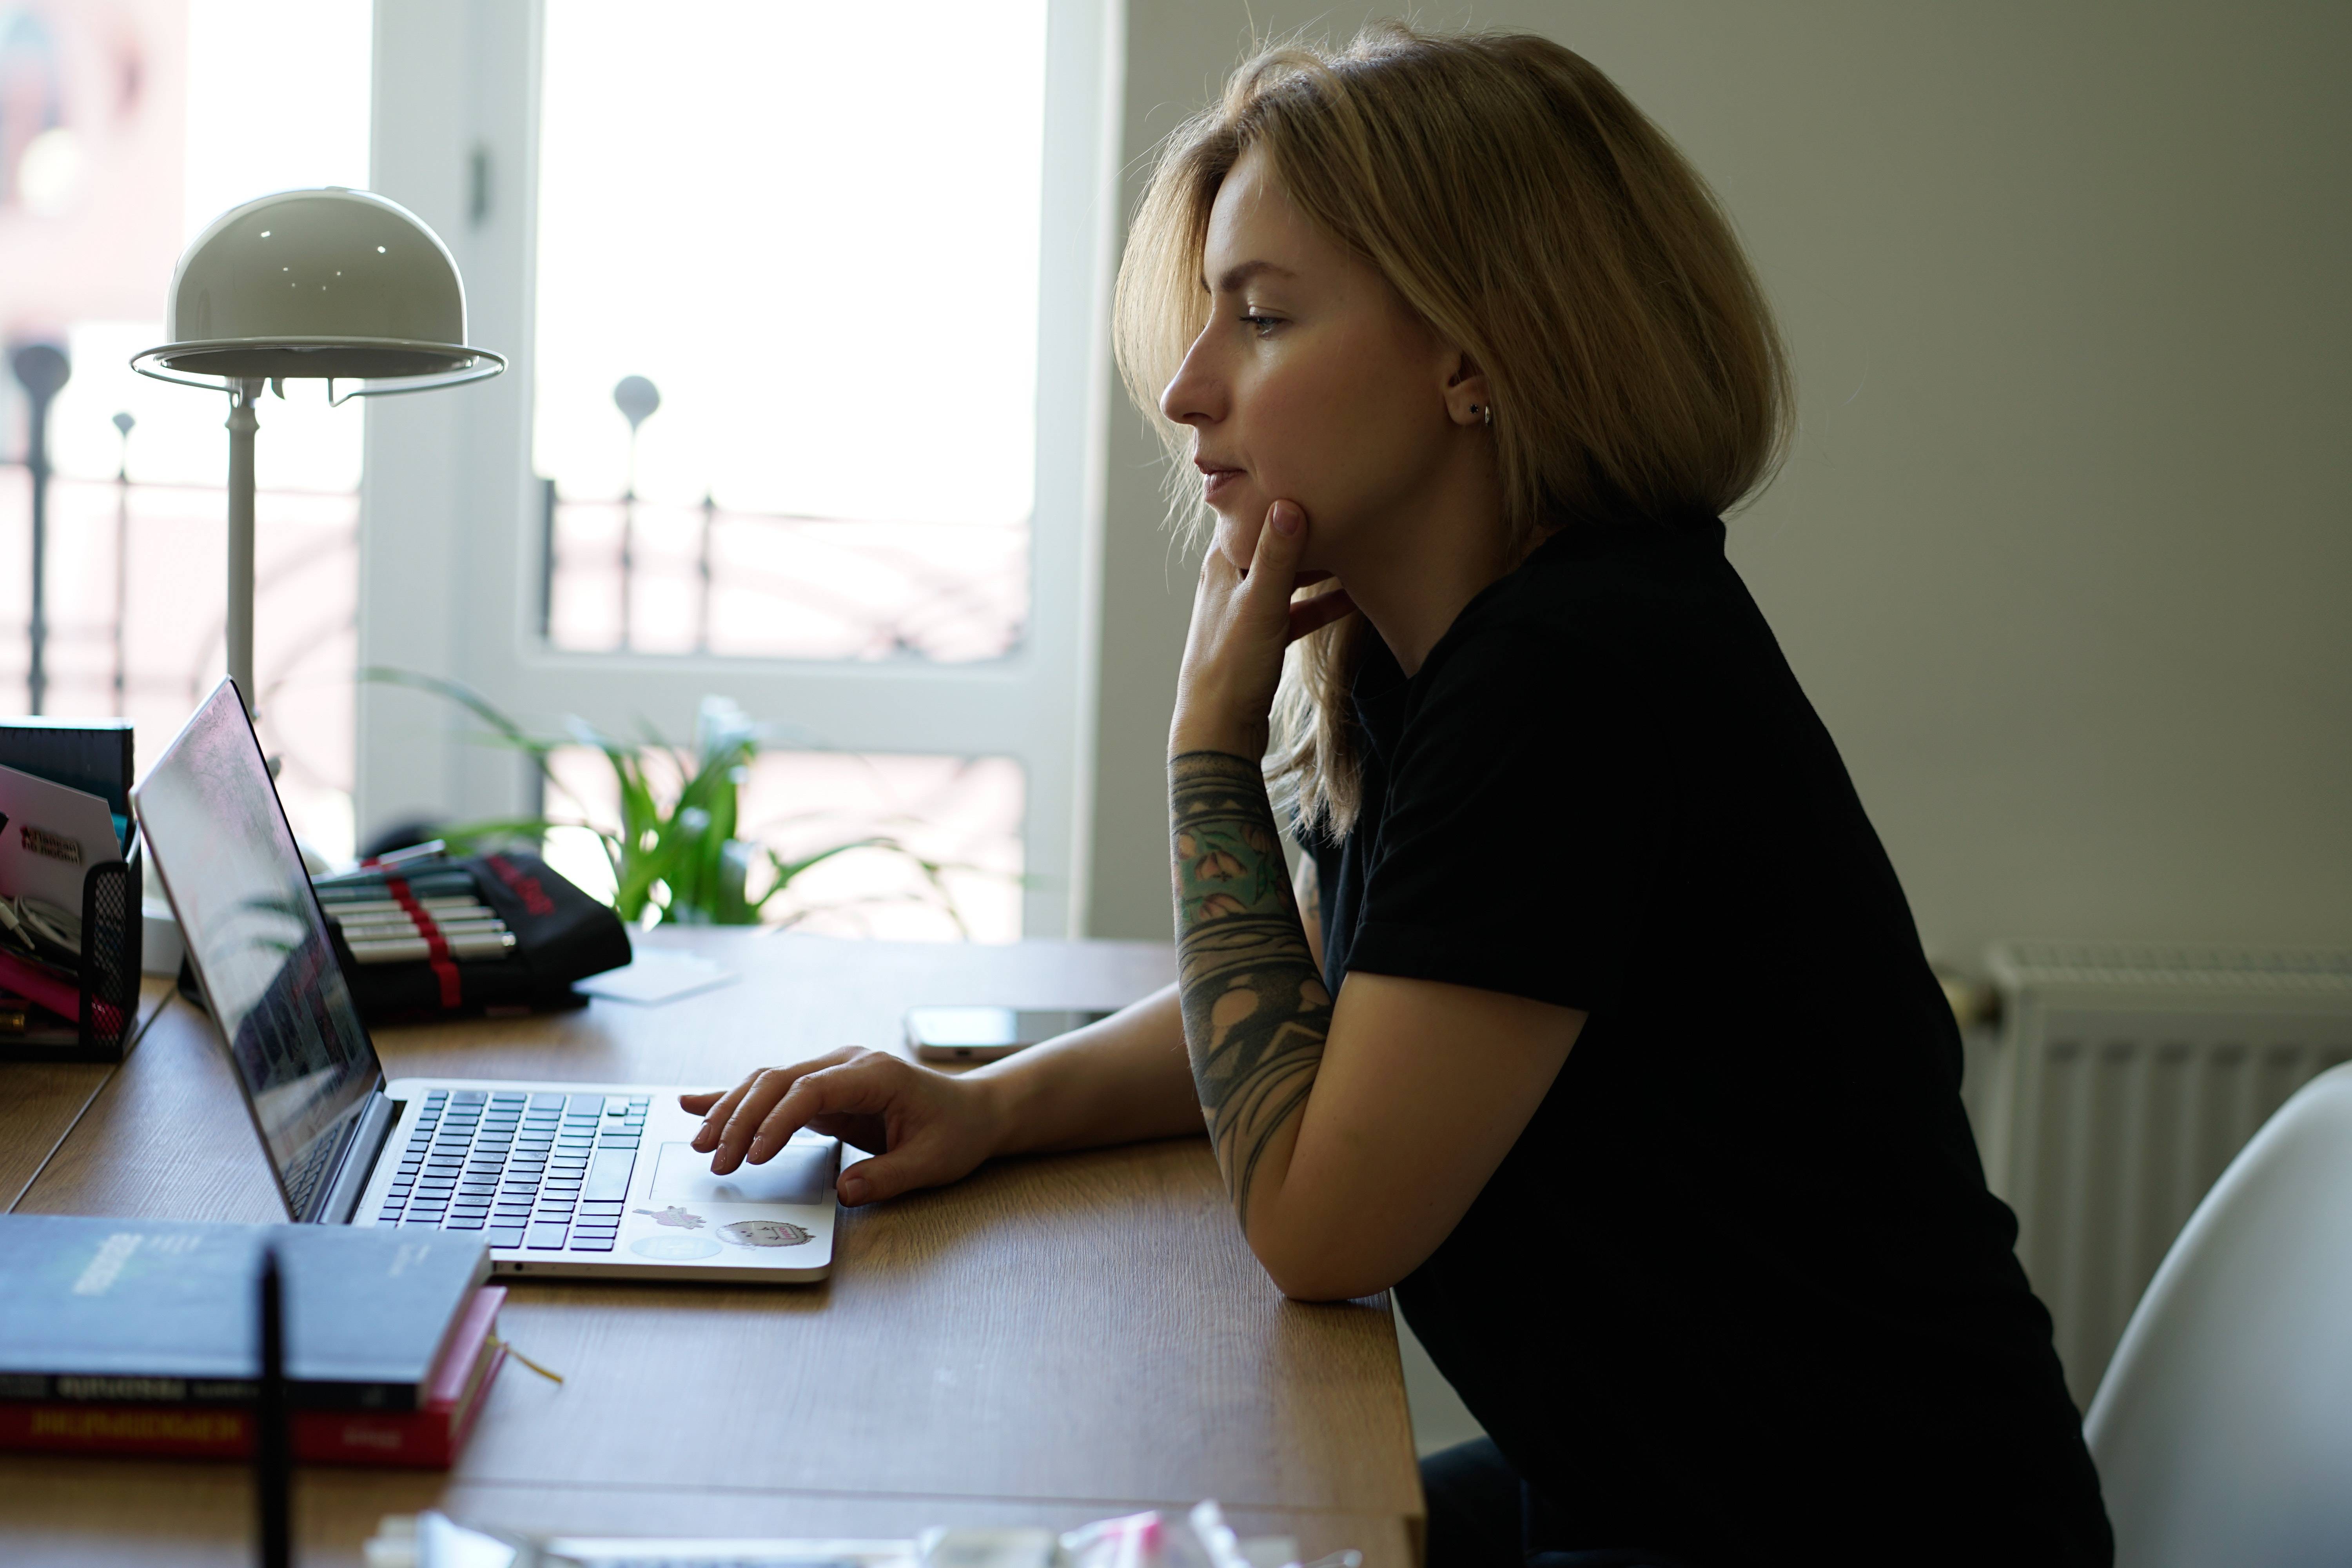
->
[132,679,838,1282]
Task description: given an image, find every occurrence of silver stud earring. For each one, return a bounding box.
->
[1471,403,1492,428]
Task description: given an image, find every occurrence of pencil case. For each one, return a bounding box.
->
[314,850,630,1023]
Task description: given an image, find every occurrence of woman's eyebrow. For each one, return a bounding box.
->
[1202,258,1297,294]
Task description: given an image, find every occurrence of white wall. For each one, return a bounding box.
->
[1083,1,2352,975]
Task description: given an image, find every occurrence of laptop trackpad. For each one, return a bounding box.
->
[650,1139,836,1207]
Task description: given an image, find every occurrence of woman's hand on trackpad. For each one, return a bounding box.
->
[680,1047,1000,1206]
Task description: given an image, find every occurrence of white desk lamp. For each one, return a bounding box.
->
[132,188,505,715]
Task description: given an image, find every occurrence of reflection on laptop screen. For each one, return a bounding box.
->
[134,681,380,1219]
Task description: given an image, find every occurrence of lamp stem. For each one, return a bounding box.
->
[25,388,49,716]
[226,378,261,717]
[114,412,135,712]
[11,342,69,715]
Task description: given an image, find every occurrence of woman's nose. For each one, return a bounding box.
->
[1160,330,1223,428]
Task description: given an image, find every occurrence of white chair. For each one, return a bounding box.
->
[2085,1062,2352,1566]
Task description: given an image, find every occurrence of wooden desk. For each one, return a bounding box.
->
[1,932,1423,1568]
[0,977,179,1210]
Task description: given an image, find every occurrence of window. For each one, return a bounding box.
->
[359,2,1119,938]
[2,0,370,860]
[533,1,1045,664]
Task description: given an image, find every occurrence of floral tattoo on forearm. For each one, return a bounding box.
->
[1170,750,1333,1225]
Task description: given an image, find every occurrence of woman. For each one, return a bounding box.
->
[685,24,2111,1566]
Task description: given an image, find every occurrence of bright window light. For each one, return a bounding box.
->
[2,0,368,862]
[534,0,1049,660]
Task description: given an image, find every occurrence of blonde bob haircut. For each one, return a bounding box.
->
[1114,21,1791,837]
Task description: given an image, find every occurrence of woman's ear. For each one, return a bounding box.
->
[1442,351,1492,427]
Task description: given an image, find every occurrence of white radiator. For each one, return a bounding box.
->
[1973,942,2352,1408]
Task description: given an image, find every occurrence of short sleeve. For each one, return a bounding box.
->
[1343,625,1673,1013]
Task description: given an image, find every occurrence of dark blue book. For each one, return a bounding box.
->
[0,1215,488,1411]
[0,716,135,843]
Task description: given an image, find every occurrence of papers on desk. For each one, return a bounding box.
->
[364,1502,1357,1568]
[366,1513,920,1568]
[0,761,125,911]
[575,947,736,1006]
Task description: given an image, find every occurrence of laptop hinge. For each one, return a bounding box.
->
[314,1090,399,1225]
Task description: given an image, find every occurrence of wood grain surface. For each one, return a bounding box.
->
[0,978,182,1210]
[0,1060,111,1209]
[1,933,1423,1564]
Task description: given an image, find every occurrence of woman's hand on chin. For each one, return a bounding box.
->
[1171,499,1356,759]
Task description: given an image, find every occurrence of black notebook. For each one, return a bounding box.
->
[0,1215,489,1411]
[0,715,134,822]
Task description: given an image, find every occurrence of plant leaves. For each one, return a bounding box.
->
[363,666,995,932]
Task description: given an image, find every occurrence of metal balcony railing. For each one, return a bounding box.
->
[537,376,1030,664]
[540,485,1029,663]
[0,461,358,717]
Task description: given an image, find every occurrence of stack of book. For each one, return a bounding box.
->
[0,1215,506,1466]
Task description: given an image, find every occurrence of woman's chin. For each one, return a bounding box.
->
[1203,486,1261,522]
[1209,510,1258,569]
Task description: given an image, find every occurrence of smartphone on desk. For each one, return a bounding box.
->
[905,1006,1112,1062]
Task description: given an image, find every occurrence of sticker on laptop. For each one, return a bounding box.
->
[716,1218,812,1249]
[635,1205,705,1230]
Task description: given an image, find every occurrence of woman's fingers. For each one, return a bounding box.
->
[825,1072,983,1205]
[1244,502,1348,642]
[1209,512,1257,576]
[710,1069,801,1172]
[688,1075,762,1151]
[1208,499,1314,648]
[750,1054,982,1205]
[678,1089,724,1114]
[1288,585,1356,643]
[683,1052,995,1207]
[702,1049,860,1171]
[1242,501,1307,611]
[748,1055,899,1163]
[1172,499,1322,756]
[838,1141,951,1206]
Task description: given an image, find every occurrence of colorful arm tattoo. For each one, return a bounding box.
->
[1170,750,1334,1225]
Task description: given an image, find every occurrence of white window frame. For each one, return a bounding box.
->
[355,0,1123,937]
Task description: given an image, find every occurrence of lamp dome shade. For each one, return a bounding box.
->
[132,188,503,388]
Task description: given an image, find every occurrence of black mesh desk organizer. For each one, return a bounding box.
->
[0,830,145,1064]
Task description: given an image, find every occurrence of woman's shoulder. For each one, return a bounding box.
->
[1421,514,1755,696]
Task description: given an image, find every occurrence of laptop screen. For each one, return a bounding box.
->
[134,680,381,1219]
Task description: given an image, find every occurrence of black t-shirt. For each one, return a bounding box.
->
[1307,515,2110,1566]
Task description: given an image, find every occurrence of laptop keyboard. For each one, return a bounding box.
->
[282,1125,341,1220]
[374,1089,649,1252]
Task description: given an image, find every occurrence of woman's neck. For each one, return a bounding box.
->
[1336,465,1514,677]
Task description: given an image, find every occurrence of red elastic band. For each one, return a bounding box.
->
[387,876,463,1010]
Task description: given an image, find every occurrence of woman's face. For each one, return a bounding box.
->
[1160,146,1470,573]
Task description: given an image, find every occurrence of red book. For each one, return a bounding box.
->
[0,1286,505,1467]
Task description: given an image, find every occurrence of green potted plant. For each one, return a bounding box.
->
[361,670,966,931]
